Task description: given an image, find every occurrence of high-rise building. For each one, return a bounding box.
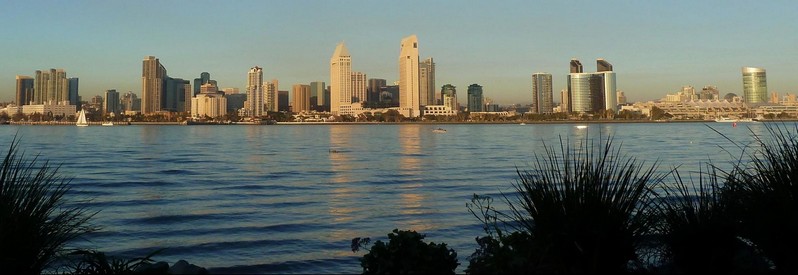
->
[441,84,458,112]
[532,73,554,114]
[121,91,141,113]
[292,84,311,113]
[68,78,79,107]
[246,66,264,117]
[399,35,420,117]
[419,57,436,105]
[193,72,216,95]
[265,79,279,112]
[570,59,583,73]
[142,56,166,114]
[617,90,627,105]
[351,72,367,103]
[278,91,289,112]
[104,89,120,115]
[742,67,767,104]
[192,83,227,118]
[163,77,190,112]
[33,69,69,105]
[566,58,617,113]
[330,42,352,115]
[310,81,326,111]
[15,75,33,106]
[467,84,484,112]
[367,78,386,104]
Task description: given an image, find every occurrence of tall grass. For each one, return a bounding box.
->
[470,135,665,273]
[0,138,96,274]
[722,123,798,273]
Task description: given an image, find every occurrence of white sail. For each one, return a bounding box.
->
[76,110,89,126]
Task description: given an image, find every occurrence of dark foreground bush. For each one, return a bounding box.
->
[0,139,96,274]
[469,136,664,273]
[352,229,459,274]
[723,124,798,273]
[67,249,165,274]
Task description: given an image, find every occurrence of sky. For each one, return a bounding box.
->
[1,0,796,105]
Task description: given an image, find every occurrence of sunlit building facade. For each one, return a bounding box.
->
[330,42,352,115]
[531,73,553,114]
[399,35,420,117]
[742,67,767,104]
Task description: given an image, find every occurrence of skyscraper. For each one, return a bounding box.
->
[310,81,326,111]
[330,42,352,115]
[121,91,141,112]
[441,84,458,112]
[419,57,436,105]
[104,89,120,115]
[367,78,386,104]
[142,56,166,114]
[566,58,617,113]
[742,67,767,104]
[467,84,484,112]
[15,75,33,106]
[532,73,554,114]
[351,72,367,103]
[68,78,79,107]
[33,69,69,105]
[193,72,216,96]
[246,66,264,117]
[292,84,311,113]
[278,91,289,112]
[399,35,420,117]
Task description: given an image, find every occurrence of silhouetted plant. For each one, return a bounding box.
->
[0,138,97,274]
[66,249,165,275]
[654,167,765,273]
[722,123,798,273]
[352,229,459,274]
[469,135,664,273]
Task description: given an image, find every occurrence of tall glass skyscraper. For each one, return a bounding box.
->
[467,84,484,112]
[742,67,767,104]
[566,58,617,113]
[399,35,420,117]
[330,42,352,115]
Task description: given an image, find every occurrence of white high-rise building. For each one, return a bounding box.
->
[399,35,420,117]
[265,79,278,112]
[351,72,367,103]
[330,42,352,115]
[246,66,264,117]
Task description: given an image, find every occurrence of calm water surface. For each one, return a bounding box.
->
[0,122,783,273]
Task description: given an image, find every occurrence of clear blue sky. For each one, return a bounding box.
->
[1,0,796,104]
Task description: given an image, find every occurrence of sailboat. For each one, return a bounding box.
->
[76,110,89,127]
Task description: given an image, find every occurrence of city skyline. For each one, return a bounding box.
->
[1,1,796,105]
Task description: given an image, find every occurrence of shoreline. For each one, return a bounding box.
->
[6,119,797,126]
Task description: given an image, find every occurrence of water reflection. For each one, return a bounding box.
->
[328,126,356,225]
[396,125,434,232]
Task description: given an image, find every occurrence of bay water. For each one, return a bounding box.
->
[0,122,781,273]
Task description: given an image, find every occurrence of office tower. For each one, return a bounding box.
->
[566,58,617,113]
[441,84,458,111]
[597,59,613,72]
[310,81,326,111]
[292,84,311,113]
[15,75,34,106]
[419,57,436,105]
[330,42,352,115]
[192,83,227,118]
[68,78,79,107]
[265,79,279,112]
[467,84,484,112]
[33,69,69,104]
[532,73,554,114]
[223,88,239,94]
[399,35,420,117]
[225,93,246,114]
[90,95,104,112]
[121,91,141,112]
[142,56,166,114]
[104,89,120,115]
[367,78,386,103]
[193,72,215,95]
[351,72,367,103]
[560,89,569,113]
[742,67,767,104]
[163,77,189,112]
[246,66,264,117]
[570,59,583,73]
[278,91,289,112]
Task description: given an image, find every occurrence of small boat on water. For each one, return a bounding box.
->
[519,122,526,125]
[102,121,114,126]
[432,128,447,133]
[715,117,754,123]
[575,125,588,129]
[76,110,89,127]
